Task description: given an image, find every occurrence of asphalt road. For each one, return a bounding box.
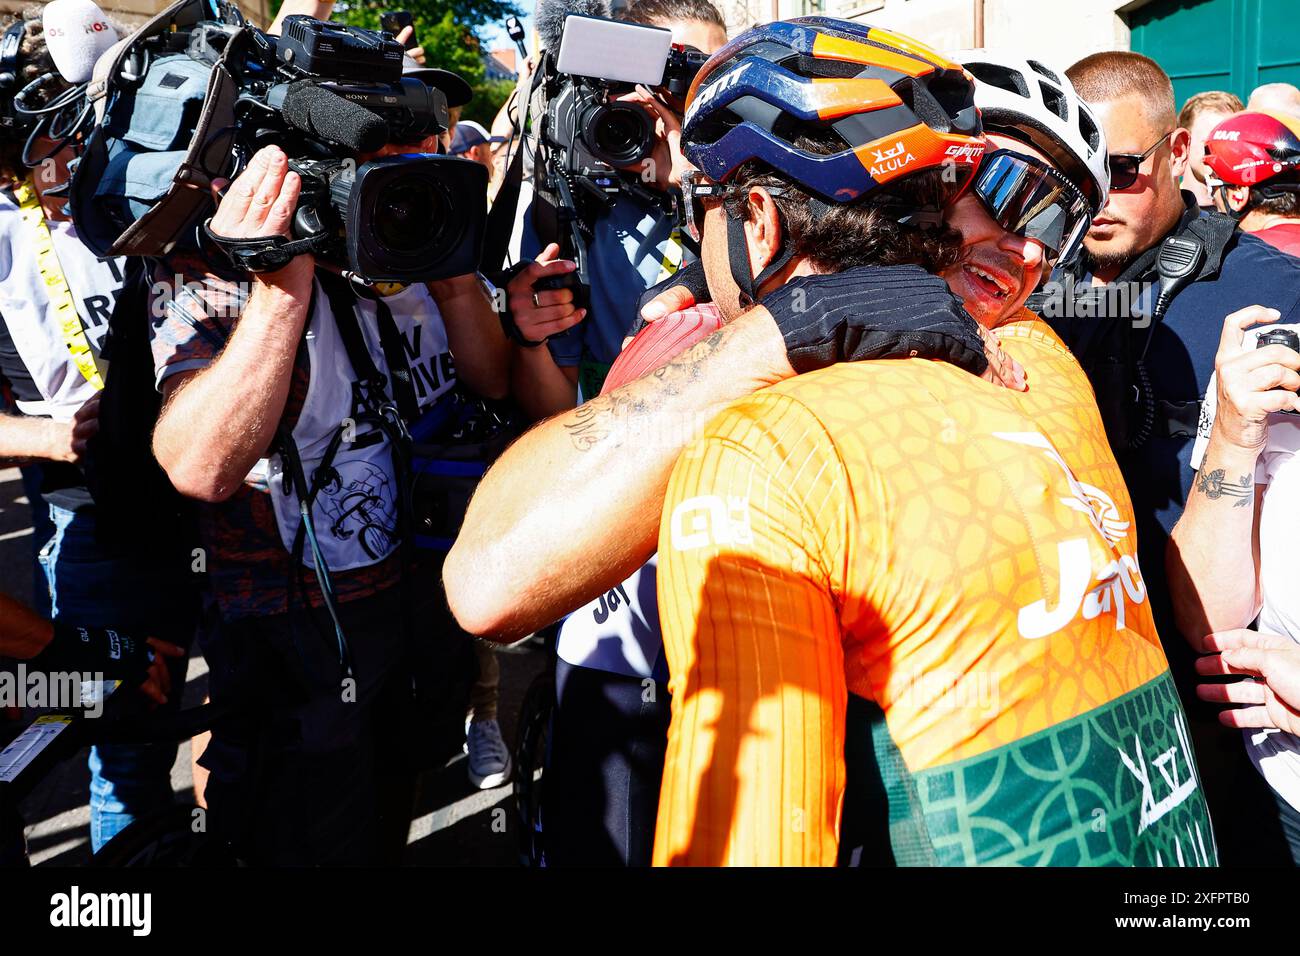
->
[1,466,547,866]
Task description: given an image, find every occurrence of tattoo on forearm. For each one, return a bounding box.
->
[1195,468,1253,507]
[562,327,730,452]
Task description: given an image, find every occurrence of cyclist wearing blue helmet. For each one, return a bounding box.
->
[450,16,1026,866]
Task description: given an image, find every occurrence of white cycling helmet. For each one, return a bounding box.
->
[950,49,1110,216]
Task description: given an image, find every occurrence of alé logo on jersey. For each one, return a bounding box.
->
[994,432,1148,641]
[669,495,752,551]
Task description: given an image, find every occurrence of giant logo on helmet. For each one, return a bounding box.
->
[945,143,984,164]
[684,65,747,132]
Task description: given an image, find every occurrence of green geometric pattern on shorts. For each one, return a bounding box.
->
[885,672,1218,866]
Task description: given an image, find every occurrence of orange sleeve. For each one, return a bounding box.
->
[653,391,850,866]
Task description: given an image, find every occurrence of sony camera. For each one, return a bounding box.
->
[526,13,705,303]
[207,11,486,282]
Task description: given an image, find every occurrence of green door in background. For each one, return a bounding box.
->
[1130,0,1300,107]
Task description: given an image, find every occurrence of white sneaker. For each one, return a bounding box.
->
[466,718,512,789]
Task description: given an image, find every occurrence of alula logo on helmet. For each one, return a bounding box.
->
[868,139,915,178]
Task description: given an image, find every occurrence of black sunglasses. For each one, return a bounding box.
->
[1108,131,1173,191]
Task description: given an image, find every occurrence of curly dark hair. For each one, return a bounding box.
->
[721,127,964,275]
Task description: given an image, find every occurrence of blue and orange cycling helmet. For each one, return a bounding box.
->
[680,17,985,303]
[683,17,985,208]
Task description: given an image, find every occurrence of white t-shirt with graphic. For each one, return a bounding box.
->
[0,187,126,419]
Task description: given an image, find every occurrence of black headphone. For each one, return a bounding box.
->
[0,20,29,134]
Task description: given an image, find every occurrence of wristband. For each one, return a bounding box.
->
[29,621,153,685]
[629,259,712,337]
[497,260,549,347]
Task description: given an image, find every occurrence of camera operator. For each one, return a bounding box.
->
[0,4,198,856]
[504,0,727,418]
[147,48,509,860]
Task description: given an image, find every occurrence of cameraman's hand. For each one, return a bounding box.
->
[139,638,185,707]
[1211,306,1300,454]
[615,86,687,192]
[69,392,101,464]
[395,25,426,65]
[209,146,312,285]
[507,243,586,344]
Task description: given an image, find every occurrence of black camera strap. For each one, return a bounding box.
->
[203,219,321,273]
[481,65,543,283]
[267,272,419,687]
[374,296,420,427]
[313,271,419,676]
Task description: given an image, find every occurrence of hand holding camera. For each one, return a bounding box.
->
[1211,305,1300,453]
[614,85,688,191]
[506,243,587,346]
[209,146,313,286]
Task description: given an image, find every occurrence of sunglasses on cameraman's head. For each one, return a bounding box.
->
[1108,130,1174,191]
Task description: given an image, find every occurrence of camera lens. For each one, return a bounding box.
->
[371,175,455,257]
[345,155,486,284]
[1257,328,1300,352]
[586,102,654,168]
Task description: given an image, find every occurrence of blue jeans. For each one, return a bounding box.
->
[38,504,197,853]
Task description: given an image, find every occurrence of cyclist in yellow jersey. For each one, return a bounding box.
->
[652,30,1216,866]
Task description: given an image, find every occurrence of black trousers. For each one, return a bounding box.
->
[543,659,672,867]
[197,586,416,865]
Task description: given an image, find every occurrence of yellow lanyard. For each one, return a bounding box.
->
[12,179,105,391]
[654,225,685,284]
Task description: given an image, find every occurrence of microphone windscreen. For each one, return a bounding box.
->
[43,0,118,84]
[280,81,389,153]
[535,0,612,52]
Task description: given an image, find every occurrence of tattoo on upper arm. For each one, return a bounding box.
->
[1195,468,1253,507]
[562,327,730,452]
